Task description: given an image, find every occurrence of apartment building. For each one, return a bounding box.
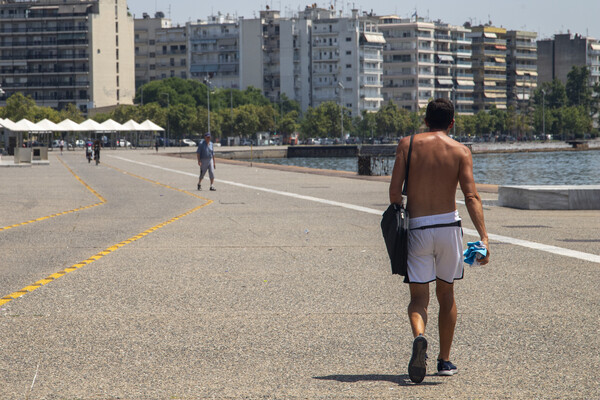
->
[305,9,384,117]
[378,16,473,114]
[537,33,600,87]
[188,13,239,89]
[279,12,312,112]
[134,13,186,88]
[379,17,435,112]
[468,26,507,112]
[435,22,474,114]
[506,30,537,110]
[0,0,134,112]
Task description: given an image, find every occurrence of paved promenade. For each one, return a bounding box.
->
[1,149,598,399]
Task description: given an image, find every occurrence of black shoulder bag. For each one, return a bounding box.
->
[380,135,414,276]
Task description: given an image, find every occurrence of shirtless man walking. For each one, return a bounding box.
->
[389,98,490,383]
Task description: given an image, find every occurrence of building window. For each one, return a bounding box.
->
[346,50,351,55]
[116,76,119,87]
[115,22,118,33]
[116,62,119,73]
[116,35,119,46]
[346,64,351,68]
[346,77,352,81]
[116,49,119,59]
[117,89,120,101]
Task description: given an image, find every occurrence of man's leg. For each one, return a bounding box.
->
[408,283,430,383]
[436,279,457,361]
[198,165,206,190]
[408,283,430,337]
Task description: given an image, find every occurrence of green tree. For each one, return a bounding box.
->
[375,101,404,137]
[1,92,36,121]
[277,110,299,136]
[534,79,567,109]
[566,66,593,111]
[355,110,377,140]
[300,107,326,138]
[59,103,85,123]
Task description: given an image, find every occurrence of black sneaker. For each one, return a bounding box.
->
[197,184,201,191]
[437,359,458,376]
[210,186,216,191]
[408,335,428,383]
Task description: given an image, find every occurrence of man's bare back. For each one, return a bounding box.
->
[389,131,472,218]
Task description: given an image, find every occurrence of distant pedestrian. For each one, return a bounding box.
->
[155,139,159,152]
[389,98,490,383]
[196,132,216,191]
[59,139,64,154]
[93,139,101,165]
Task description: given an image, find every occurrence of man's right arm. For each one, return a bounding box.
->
[458,147,490,265]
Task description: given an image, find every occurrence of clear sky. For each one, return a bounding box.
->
[127,0,600,40]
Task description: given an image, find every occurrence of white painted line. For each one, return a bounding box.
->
[109,155,600,264]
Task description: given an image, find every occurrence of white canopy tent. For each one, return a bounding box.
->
[36,119,61,132]
[56,119,82,131]
[121,119,145,131]
[140,120,165,132]
[2,117,166,153]
[79,119,104,131]
[99,119,126,131]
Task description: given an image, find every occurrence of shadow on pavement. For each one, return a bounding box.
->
[313,374,442,386]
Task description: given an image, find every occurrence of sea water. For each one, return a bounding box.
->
[256,150,599,186]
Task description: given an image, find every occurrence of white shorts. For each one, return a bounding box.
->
[406,211,463,284]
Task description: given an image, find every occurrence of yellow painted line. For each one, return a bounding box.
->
[0,156,106,233]
[0,161,213,307]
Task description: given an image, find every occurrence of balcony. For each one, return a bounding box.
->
[0,26,89,34]
[0,53,89,61]
[2,80,90,89]
[0,39,89,48]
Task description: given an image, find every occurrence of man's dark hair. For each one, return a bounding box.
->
[425,98,454,130]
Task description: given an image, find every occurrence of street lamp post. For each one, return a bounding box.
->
[337,82,344,143]
[203,76,211,134]
[160,92,169,148]
[541,89,546,139]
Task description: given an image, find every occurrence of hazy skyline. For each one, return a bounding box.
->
[127,0,600,40]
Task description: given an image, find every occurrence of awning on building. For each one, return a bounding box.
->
[516,70,525,76]
[362,97,383,102]
[495,45,507,50]
[362,33,386,44]
[190,65,219,73]
[456,80,475,86]
[436,79,454,85]
[219,64,237,72]
[484,92,503,98]
[494,57,506,63]
[437,54,454,62]
[516,93,531,100]
[58,4,91,14]
[495,104,507,109]
[590,43,600,50]
[528,71,538,76]
[29,5,59,10]
[484,81,497,86]
[483,32,497,39]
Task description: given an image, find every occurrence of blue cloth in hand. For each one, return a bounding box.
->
[463,241,487,265]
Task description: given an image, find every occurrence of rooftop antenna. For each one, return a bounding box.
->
[168,4,171,20]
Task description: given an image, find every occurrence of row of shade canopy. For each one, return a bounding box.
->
[0,118,164,132]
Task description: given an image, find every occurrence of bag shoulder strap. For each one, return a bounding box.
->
[401,134,414,196]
